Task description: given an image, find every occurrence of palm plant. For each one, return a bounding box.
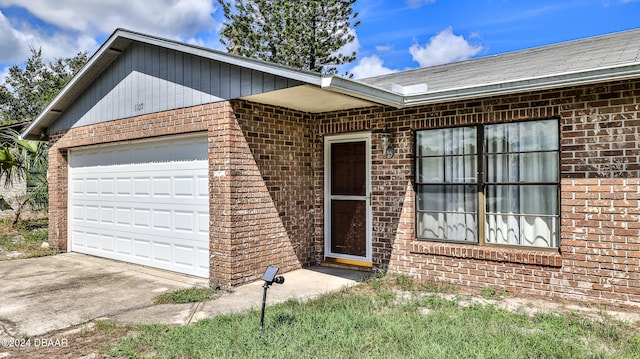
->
[0,128,48,226]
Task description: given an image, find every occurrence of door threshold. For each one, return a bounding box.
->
[323,257,372,271]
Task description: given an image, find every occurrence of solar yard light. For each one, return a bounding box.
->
[260,265,285,334]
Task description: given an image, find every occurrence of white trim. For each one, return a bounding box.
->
[67,133,210,277]
[66,132,207,152]
[322,76,402,108]
[401,62,640,107]
[323,132,372,263]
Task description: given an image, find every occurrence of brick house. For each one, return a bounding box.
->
[23,28,639,308]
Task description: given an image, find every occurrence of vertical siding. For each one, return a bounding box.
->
[219,62,231,99]
[51,42,304,132]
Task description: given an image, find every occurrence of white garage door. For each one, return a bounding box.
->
[68,135,209,278]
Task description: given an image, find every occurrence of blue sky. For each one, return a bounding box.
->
[1,0,639,82]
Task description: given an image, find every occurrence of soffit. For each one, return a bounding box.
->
[242,85,377,113]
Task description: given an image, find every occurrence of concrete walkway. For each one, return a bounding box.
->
[108,265,363,326]
[0,253,363,337]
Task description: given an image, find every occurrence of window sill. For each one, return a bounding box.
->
[410,241,562,268]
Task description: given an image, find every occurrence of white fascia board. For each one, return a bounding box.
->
[321,76,403,108]
[322,63,640,110]
[21,29,324,140]
[20,31,126,140]
[122,30,323,86]
[402,62,640,106]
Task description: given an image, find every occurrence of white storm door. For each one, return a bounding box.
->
[324,133,372,263]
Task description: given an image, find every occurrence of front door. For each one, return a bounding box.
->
[324,133,371,265]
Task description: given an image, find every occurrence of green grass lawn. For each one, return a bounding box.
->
[109,275,640,359]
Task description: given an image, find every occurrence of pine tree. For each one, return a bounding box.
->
[218,0,359,74]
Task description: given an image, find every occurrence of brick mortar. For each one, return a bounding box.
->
[315,79,640,308]
[48,101,314,287]
[44,77,640,307]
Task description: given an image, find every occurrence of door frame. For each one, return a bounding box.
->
[323,132,372,264]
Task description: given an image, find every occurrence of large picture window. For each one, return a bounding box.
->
[415,119,559,248]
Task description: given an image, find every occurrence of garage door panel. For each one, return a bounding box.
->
[197,248,209,271]
[198,213,209,234]
[71,231,85,248]
[69,135,209,278]
[175,245,196,266]
[72,205,84,221]
[154,242,172,263]
[134,178,152,196]
[85,179,99,195]
[101,179,115,195]
[100,207,114,224]
[174,177,195,197]
[72,209,209,235]
[116,236,132,256]
[116,207,132,226]
[101,234,115,253]
[134,239,151,259]
[71,223,209,276]
[72,179,85,194]
[174,211,195,232]
[116,178,132,195]
[152,177,170,196]
[197,176,208,198]
[86,206,99,222]
[86,232,99,249]
[133,209,151,228]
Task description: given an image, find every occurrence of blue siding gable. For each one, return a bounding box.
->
[51,42,304,132]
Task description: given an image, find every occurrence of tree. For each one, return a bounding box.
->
[218,0,360,74]
[0,128,48,226]
[0,48,88,125]
[0,48,87,225]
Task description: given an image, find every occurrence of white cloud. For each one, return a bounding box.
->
[375,44,393,52]
[0,65,11,86]
[0,9,99,65]
[350,55,397,79]
[0,0,218,68]
[409,27,483,67]
[405,0,436,9]
[0,1,220,90]
[331,27,361,65]
[0,0,217,38]
[0,10,31,63]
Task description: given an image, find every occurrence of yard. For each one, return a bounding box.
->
[8,272,640,359]
[0,217,54,260]
[107,276,640,358]
[2,218,639,358]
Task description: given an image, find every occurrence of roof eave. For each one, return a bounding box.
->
[21,28,324,140]
[119,30,323,85]
[20,31,132,140]
[402,63,640,107]
[321,76,403,108]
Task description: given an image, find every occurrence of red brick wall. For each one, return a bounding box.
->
[561,179,640,305]
[48,101,313,287]
[46,75,640,306]
[46,136,68,252]
[214,100,313,286]
[315,79,640,308]
[232,100,316,268]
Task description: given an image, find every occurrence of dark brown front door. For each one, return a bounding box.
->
[325,134,370,262]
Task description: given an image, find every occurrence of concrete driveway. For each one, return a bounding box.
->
[0,253,362,339]
[0,253,207,337]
